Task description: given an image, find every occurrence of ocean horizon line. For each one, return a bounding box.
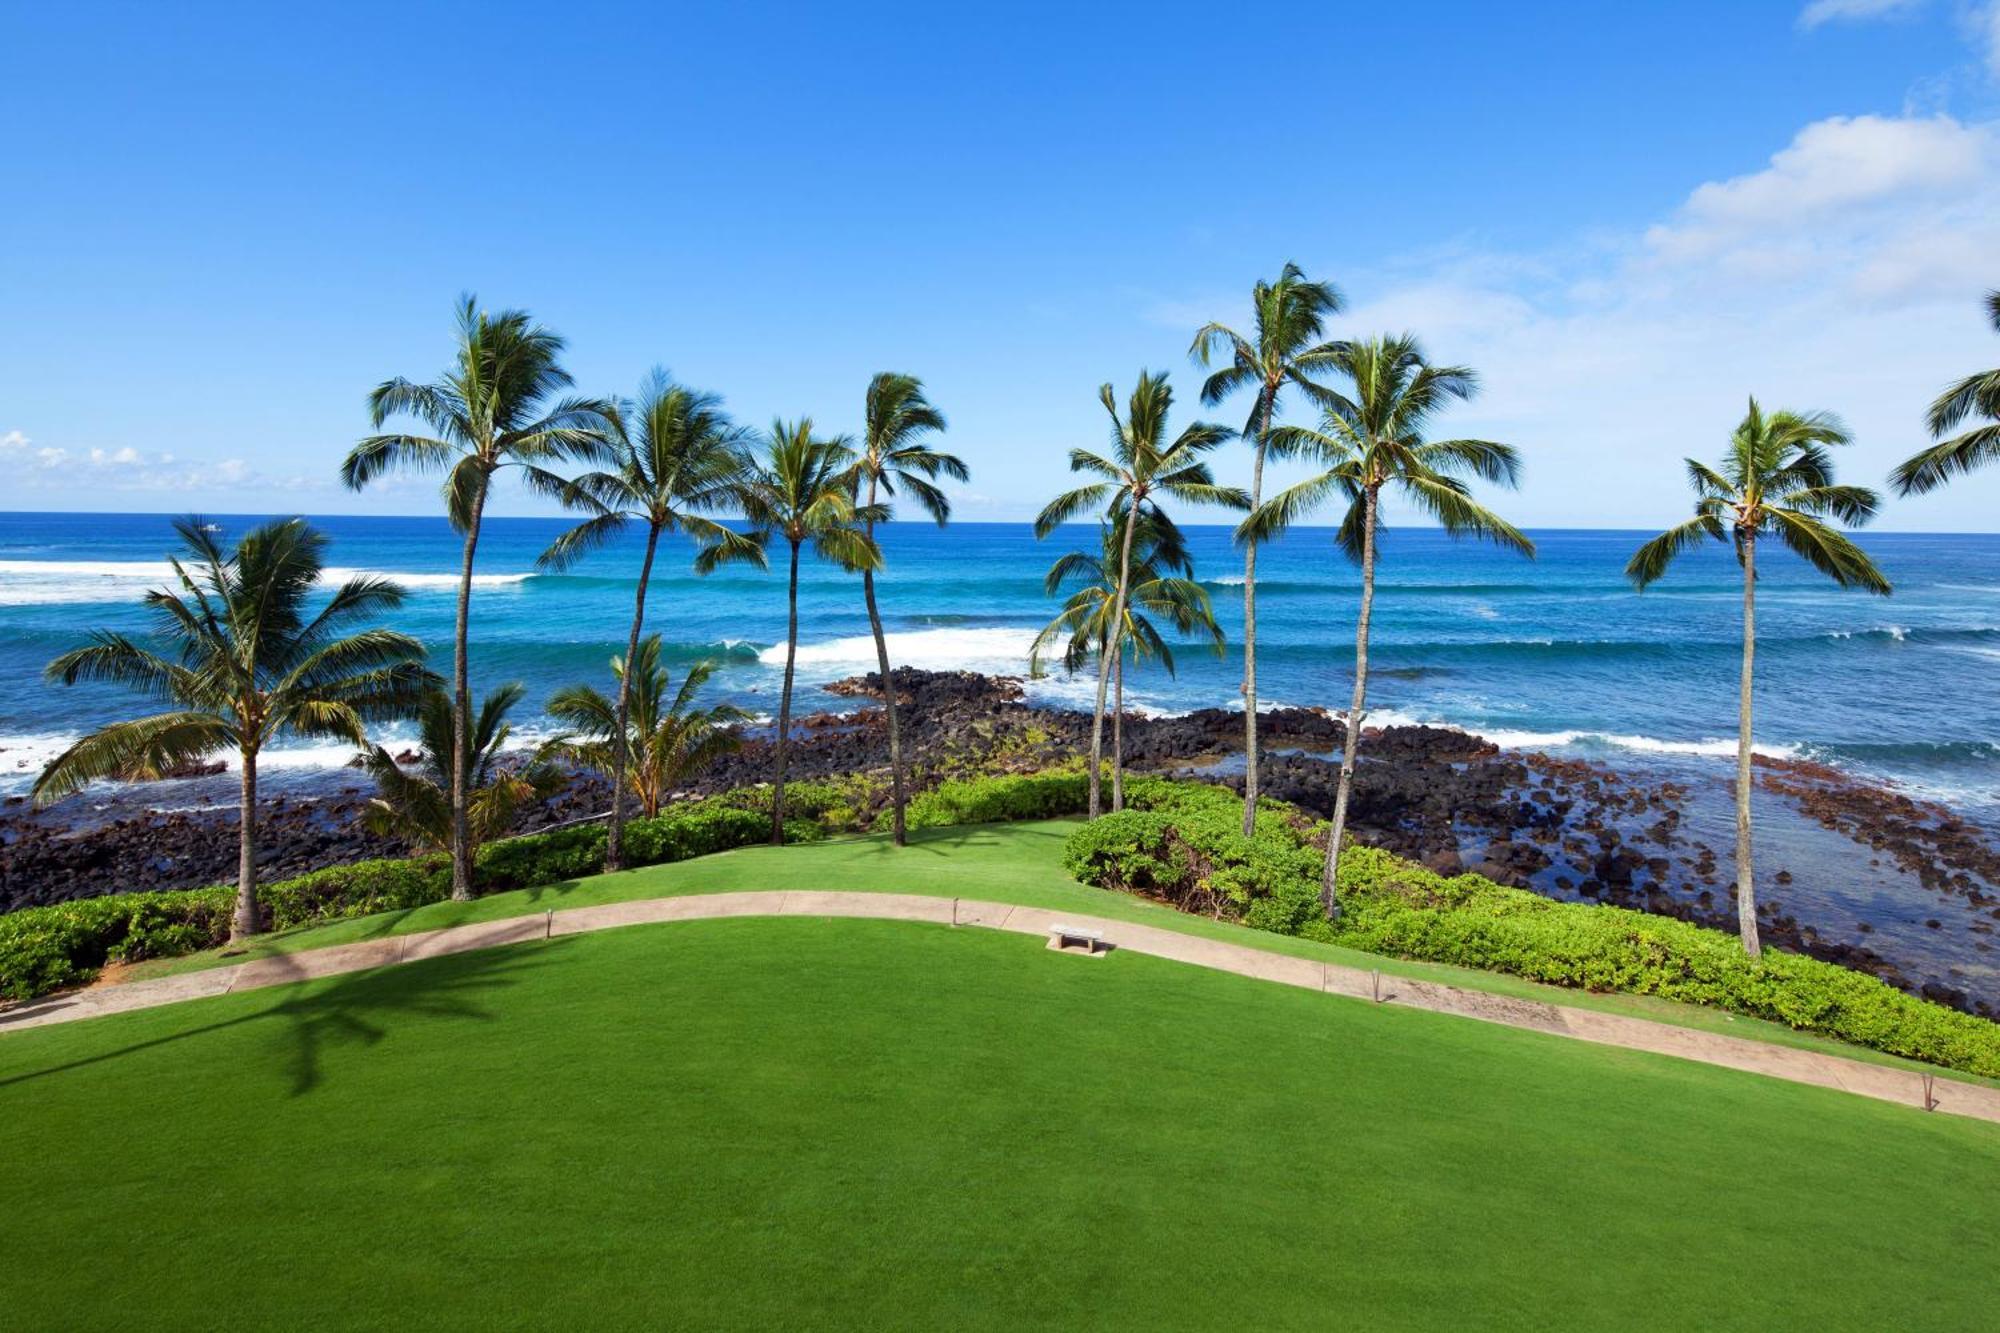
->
[3,509,2000,540]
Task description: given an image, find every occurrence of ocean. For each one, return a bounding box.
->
[3,511,1998,816]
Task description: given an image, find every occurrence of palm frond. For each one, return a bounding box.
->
[1892,424,2000,497]
[33,712,236,804]
[1625,514,1726,589]
[1764,509,1892,594]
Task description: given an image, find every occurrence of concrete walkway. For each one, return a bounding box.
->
[4,890,1996,1124]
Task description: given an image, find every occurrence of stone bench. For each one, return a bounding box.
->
[1048,923,1108,957]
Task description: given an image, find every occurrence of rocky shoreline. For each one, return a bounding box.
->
[4,667,1996,1015]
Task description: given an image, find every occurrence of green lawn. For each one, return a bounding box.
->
[3,916,1995,1329]
[125,820,2000,1086]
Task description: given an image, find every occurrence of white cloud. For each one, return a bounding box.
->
[1644,115,1990,263]
[0,428,325,495]
[1801,0,2000,76]
[1979,1,2000,74]
[1186,110,2000,531]
[1798,0,1926,29]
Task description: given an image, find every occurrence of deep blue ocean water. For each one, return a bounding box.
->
[3,511,1998,814]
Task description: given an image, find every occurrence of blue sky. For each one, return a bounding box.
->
[5,0,2000,529]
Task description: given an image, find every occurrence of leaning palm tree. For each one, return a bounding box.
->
[1627,398,1889,957]
[546,636,750,818]
[1892,289,2000,497]
[1034,372,1243,818]
[850,373,966,846]
[1191,264,1345,834]
[739,420,882,843]
[538,369,764,870]
[340,294,618,900]
[358,683,561,856]
[1244,336,1532,918]
[1031,514,1222,805]
[34,517,431,940]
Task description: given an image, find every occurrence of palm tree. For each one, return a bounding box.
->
[1191,264,1345,834]
[851,373,967,847]
[1892,289,2000,497]
[538,369,764,870]
[1031,514,1222,804]
[359,683,561,856]
[340,294,618,901]
[1627,398,1889,957]
[1034,372,1243,818]
[739,420,882,843]
[1244,336,1532,918]
[34,518,431,939]
[546,636,749,818]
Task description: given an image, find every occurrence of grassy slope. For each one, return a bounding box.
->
[3,917,1995,1330]
[125,821,2000,1085]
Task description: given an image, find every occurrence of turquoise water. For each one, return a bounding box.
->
[2,512,1997,811]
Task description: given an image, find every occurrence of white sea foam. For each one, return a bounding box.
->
[1451,725,1800,760]
[0,559,531,605]
[762,626,1039,673]
[0,732,83,778]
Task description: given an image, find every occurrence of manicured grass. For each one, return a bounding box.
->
[124,821,2000,1086]
[3,917,1995,1329]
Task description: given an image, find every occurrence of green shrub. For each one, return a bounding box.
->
[623,805,769,863]
[262,856,451,929]
[1059,785,2000,1078]
[475,824,607,891]
[0,887,233,1001]
[905,771,1089,827]
[114,888,238,961]
[708,777,884,835]
[1062,792,1328,939]
[1327,845,2000,1078]
[0,784,823,1004]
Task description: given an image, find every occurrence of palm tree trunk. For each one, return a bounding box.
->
[1112,642,1126,811]
[606,523,661,872]
[1107,509,1138,813]
[772,539,801,845]
[1322,486,1378,918]
[1240,386,1276,837]
[1736,531,1761,958]
[449,481,489,902]
[1086,610,1115,821]
[231,743,260,941]
[860,488,908,846]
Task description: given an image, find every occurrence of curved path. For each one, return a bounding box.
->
[5,889,1997,1123]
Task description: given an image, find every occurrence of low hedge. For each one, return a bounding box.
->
[0,795,793,1003]
[906,771,1090,827]
[1058,785,2000,1078]
[263,856,452,928]
[0,886,237,1000]
[1327,846,2000,1078]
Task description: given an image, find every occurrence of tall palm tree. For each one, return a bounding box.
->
[358,683,561,856]
[538,369,764,869]
[851,373,966,846]
[546,636,750,818]
[739,420,882,843]
[34,518,430,939]
[1244,336,1532,917]
[1031,514,1222,804]
[340,294,618,901]
[1034,372,1243,818]
[1892,289,2000,497]
[1627,398,1889,957]
[1191,264,1345,834]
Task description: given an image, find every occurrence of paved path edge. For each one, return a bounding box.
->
[2,889,1994,1124]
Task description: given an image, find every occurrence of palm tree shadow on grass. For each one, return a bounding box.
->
[0,940,567,1098]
